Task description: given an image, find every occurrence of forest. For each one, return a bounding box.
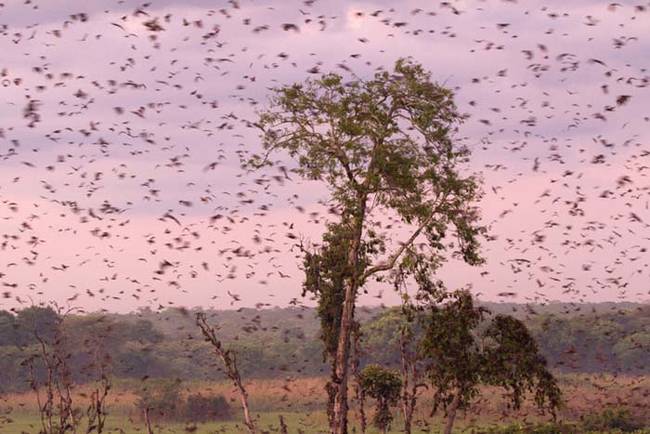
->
[0,302,647,390]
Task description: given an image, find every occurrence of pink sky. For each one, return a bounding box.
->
[0,0,649,312]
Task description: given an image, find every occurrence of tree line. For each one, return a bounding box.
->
[0,301,646,394]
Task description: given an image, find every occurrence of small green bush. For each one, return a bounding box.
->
[184,393,232,422]
[581,407,645,433]
[135,381,232,423]
[479,421,578,433]
[477,415,649,434]
[135,380,184,421]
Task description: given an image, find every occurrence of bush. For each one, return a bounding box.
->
[135,382,232,423]
[581,407,645,433]
[184,393,232,422]
[135,380,184,421]
[479,421,577,434]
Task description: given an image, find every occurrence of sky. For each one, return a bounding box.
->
[0,0,649,313]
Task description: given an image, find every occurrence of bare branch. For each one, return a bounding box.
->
[196,312,257,434]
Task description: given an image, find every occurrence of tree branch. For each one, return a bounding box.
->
[361,204,440,281]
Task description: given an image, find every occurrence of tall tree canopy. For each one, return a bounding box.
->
[252,58,486,434]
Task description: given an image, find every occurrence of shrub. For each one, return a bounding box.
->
[135,382,232,423]
[581,407,645,433]
[358,364,402,433]
[184,393,232,422]
[135,380,183,421]
[479,421,578,433]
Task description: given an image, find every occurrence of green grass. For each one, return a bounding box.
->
[3,411,344,433]
[3,412,649,434]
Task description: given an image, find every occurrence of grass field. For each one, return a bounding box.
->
[1,375,648,433]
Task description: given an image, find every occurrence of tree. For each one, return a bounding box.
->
[15,306,60,346]
[397,310,425,434]
[358,364,402,434]
[196,312,256,433]
[0,310,17,346]
[252,58,485,434]
[420,290,562,434]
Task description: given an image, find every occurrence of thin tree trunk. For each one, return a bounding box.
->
[144,407,154,434]
[279,415,289,434]
[399,329,418,434]
[443,393,461,434]
[331,204,366,434]
[235,375,256,434]
[331,286,355,434]
[197,313,257,433]
[351,328,366,434]
[358,390,367,434]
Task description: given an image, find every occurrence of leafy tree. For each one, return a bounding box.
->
[358,364,402,434]
[482,315,562,414]
[252,58,485,433]
[612,332,650,371]
[420,291,561,434]
[15,306,60,345]
[0,310,17,346]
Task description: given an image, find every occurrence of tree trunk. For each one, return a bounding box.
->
[399,330,418,434]
[351,329,366,434]
[279,415,289,434]
[400,332,411,434]
[197,314,256,434]
[443,393,461,434]
[358,390,367,434]
[331,284,355,434]
[331,204,366,434]
[401,386,414,434]
[144,407,154,434]
[235,376,256,434]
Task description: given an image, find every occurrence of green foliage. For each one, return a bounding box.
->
[184,393,232,422]
[15,306,60,345]
[254,59,487,431]
[581,407,646,433]
[0,304,647,393]
[253,57,486,297]
[481,412,650,434]
[483,315,562,416]
[420,290,561,419]
[135,380,184,421]
[0,310,17,346]
[528,305,650,373]
[420,290,487,413]
[479,421,578,433]
[358,364,402,432]
[135,381,232,423]
[302,222,353,362]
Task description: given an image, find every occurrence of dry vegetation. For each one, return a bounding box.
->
[2,374,647,428]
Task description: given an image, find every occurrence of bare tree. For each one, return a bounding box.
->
[196,312,256,433]
[22,306,81,434]
[85,370,111,434]
[143,407,154,434]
